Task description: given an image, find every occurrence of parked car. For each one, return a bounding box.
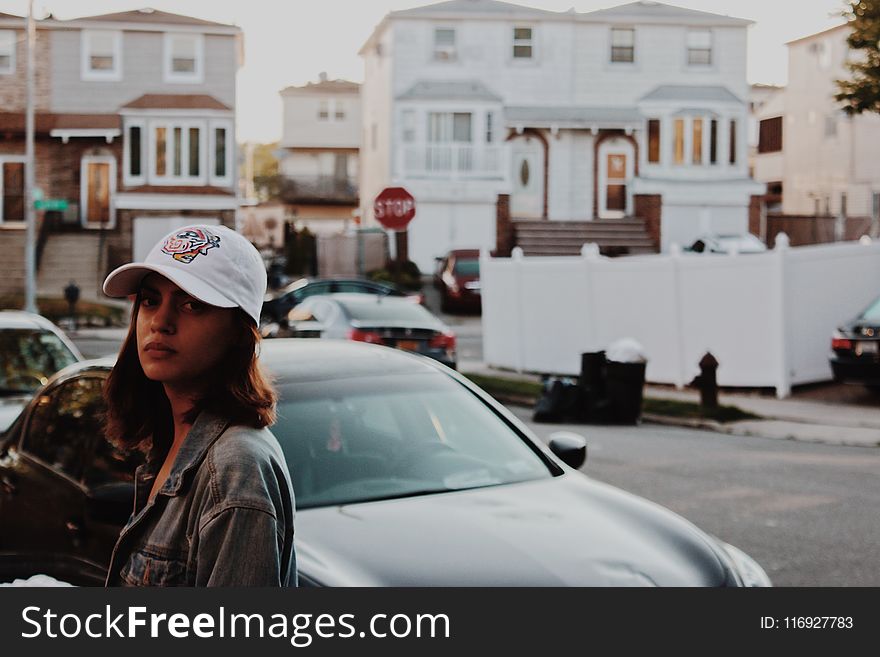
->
[830,294,880,388]
[0,311,83,434]
[281,293,457,369]
[261,277,424,325]
[0,340,770,586]
[684,234,767,254]
[433,249,481,313]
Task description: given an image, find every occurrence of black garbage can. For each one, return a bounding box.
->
[605,360,647,424]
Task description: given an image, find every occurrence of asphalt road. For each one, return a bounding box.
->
[511,405,880,587]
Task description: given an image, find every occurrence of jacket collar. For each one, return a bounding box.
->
[155,408,231,497]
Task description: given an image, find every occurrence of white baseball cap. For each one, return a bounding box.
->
[102,224,266,326]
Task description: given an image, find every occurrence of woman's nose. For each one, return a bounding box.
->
[151,300,176,333]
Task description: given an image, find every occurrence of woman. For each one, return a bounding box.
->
[100,225,296,586]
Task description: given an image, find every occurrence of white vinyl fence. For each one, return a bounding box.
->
[481,236,880,398]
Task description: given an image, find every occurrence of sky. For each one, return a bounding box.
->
[0,0,848,142]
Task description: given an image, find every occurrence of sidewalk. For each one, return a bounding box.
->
[458,359,880,448]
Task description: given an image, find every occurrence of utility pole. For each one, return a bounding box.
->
[24,0,36,313]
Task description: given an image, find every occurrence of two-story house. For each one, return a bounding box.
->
[359,0,764,271]
[753,24,880,226]
[0,8,241,301]
[278,73,361,234]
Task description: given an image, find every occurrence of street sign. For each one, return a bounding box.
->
[35,199,68,211]
[373,187,416,231]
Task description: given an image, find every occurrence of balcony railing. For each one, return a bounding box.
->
[398,144,504,179]
[280,175,359,205]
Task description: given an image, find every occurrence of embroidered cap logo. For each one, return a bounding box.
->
[161,228,221,264]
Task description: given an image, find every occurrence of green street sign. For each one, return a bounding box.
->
[35,199,68,211]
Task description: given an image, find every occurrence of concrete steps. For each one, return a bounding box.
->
[38,233,104,301]
[513,218,658,257]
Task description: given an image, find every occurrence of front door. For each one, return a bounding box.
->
[2,161,25,223]
[598,138,635,219]
[85,162,111,225]
[510,139,543,219]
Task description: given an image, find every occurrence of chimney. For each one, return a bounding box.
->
[319,71,328,82]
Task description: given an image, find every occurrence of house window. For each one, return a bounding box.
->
[647,119,660,163]
[428,112,472,143]
[318,100,329,121]
[840,193,847,217]
[824,114,837,138]
[129,126,142,176]
[758,116,783,153]
[0,30,15,74]
[513,27,533,59]
[486,111,494,142]
[334,102,345,121]
[687,30,712,66]
[673,118,684,164]
[729,119,737,164]
[1,159,25,222]
[214,127,226,177]
[692,118,703,164]
[433,28,456,61]
[151,122,204,183]
[710,119,718,163]
[610,28,634,63]
[402,110,416,142]
[164,33,203,83]
[81,30,122,80]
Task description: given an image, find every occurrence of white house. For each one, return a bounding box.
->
[752,24,880,222]
[359,0,764,271]
[279,73,361,234]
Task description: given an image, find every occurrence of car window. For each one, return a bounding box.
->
[452,259,480,276]
[21,377,104,482]
[299,282,331,299]
[335,281,376,294]
[274,372,551,509]
[0,328,79,394]
[338,299,439,324]
[862,297,880,322]
[84,429,144,490]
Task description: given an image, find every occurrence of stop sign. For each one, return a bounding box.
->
[373,187,416,231]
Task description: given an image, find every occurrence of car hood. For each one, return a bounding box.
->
[294,474,733,586]
[0,396,29,435]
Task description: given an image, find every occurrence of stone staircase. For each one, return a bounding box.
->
[513,218,657,256]
[37,233,105,301]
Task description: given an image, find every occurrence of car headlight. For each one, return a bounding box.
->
[718,541,772,587]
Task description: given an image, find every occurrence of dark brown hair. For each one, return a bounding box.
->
[103,292,277,452]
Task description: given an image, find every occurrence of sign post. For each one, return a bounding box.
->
[373,187,416,286]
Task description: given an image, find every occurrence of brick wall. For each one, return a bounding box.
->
[495,193,513,256]
[749,195,762,237]
[633,193,662,249]
[0,28,52,112]
[765,213,874,248]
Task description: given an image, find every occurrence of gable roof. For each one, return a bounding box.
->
[121,94,232,111]
[281,79,361,95]
[62,8,234,29]
[0,11,23,20]
[391,0,559,19]
[579,1,752,27]
[640,85,743,104]
[397,79,501,102]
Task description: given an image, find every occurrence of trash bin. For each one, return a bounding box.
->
[579,351,612,422]
[604,338,647,424]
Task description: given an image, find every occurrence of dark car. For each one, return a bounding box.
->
[0,311,84,434]
[280,293,457,369]
[433,249,481,313]
[830,295,880,388]
[261,277,424,325]
[0,340,770,587]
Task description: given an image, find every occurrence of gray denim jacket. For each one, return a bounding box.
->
[105,409,296,586]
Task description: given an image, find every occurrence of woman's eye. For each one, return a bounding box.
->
[182,300,205,312]
[140,297,157,307]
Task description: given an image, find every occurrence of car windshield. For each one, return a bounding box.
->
[453,259,480,276]
[861,296,880,322]
[339,299,438,324]
[273,372,552,508]
[0,329,79,394]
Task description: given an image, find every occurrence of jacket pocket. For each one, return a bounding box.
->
[120,546,188,587]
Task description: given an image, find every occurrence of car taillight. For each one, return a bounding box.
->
[831,331,852,351]
[430,331,456,350]
[348,328,385,345]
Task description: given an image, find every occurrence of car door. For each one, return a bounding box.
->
[0,377,103,582]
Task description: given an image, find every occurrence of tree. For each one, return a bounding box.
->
[835,1,880,115]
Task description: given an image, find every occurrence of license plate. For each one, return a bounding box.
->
[856,341,878,355]
[397,340,420,351]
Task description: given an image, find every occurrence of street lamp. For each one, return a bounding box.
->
[24,0,36,313]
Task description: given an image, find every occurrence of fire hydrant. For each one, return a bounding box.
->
[64,280,80,330]
[692,352,719,409]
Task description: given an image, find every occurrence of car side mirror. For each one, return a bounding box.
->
[86,481,134,524]
[548,431,587,470]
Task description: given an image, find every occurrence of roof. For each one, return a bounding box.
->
[786,23,848,46]
[640,85,743,104]
[0,112,120,133]
[397,80,501,102]
[121,94,232,111]
[506,105,644,126]
[62,8,234,28]
[0,11,23,20]
[579,1,752,26]
[391,0,559,19]
[281,79,360,95]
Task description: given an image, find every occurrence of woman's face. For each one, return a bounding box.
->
[136,273,239,392]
